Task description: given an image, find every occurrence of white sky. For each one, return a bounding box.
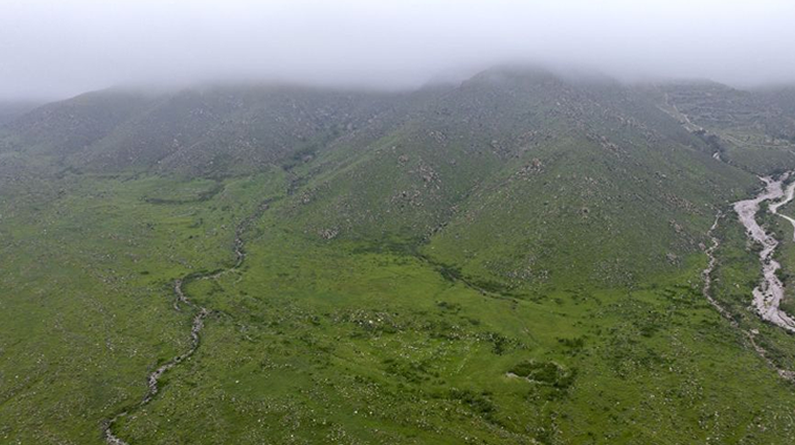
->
[1,0,794,99]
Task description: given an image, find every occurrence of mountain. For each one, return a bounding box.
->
[3,68,795,444]
[655,81,795,173]
[1,85,415,176]
[281,69,752,289]
[0,101,43,126]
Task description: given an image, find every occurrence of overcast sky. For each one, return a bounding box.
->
[1,0,794,100]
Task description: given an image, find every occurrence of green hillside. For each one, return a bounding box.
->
[3,68,795,444]
[656,81,795,173]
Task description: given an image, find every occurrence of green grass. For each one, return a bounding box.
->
[4,73,795,444]
[0,168,286,443]
[0,165,791,444]
[105,204,795,444]
[1,145,793,444]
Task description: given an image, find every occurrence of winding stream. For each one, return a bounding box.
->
[734,173,795,332]
[102,199,272,444]
[701,213,724,311]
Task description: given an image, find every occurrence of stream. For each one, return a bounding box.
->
[733,173,795,332]
[102,199,272,445]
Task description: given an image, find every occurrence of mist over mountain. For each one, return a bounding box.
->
[3,0,795,100]
[5,2,795,445]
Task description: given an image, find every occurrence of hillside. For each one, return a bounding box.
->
[4,68,795,444]
[280,69,752,288]
[0,101,43,126]
[1,85,420,177]
[656,81,795,173]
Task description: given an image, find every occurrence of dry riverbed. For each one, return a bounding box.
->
[734,173,795,332]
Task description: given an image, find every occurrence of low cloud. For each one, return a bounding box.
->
[1,0,794,99]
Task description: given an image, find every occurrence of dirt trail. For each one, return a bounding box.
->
[662,93,704,133]
[733,174,795,332]
[770,180,795,242]
[102,199,272,445]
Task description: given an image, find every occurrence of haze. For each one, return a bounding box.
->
[1,0,794,100]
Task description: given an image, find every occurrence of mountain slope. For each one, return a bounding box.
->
[0,101,43,126]
[656,81,795,173]
[3,69,795,444]
[280,69,754,289]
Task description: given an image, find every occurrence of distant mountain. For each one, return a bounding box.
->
[0,100,43,126]
[759,85,795,128]
[1,86,411,176]
[656,81,795,173]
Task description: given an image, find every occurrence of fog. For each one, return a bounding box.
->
[1,0,794,100]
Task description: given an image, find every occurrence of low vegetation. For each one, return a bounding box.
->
[3,68,795,444]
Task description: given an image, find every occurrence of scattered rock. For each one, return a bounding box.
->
[319,228,339,240]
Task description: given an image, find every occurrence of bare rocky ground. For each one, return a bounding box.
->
[734,174,795,332]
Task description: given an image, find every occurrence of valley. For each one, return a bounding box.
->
[3,68,795,444]
[103,196,274,445]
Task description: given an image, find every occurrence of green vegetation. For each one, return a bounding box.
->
[3,68,795,444]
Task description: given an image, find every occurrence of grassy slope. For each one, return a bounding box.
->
[3,73,795,444]
[3,160,795,445]
[659,82,795,174]
[281,72,756,291]
[0,166,287,443]
[110,182,795,444]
